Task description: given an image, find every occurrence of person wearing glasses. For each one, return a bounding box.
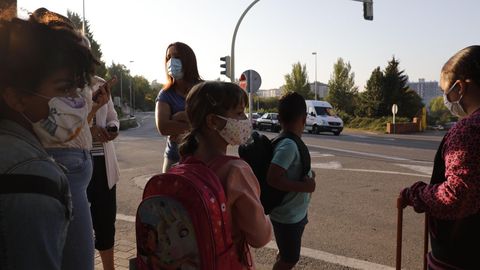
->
[400,45,480,269]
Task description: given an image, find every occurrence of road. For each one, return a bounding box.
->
[114,112,446,269]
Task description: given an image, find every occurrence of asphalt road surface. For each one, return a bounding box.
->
[114,112,446,269]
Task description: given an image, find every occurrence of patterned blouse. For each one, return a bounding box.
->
[405,109,480,220]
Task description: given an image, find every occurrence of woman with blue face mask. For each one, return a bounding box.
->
[155,42,203,172]
[0,16,98,270]
[400,45,480,269]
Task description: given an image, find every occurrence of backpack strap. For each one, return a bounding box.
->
[272,132,311,178]
[0,174,70,218]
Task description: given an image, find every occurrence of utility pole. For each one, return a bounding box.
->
[312,52,317,100]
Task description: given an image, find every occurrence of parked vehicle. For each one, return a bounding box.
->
[256,113,281,132]
[305,100,343,135]
[251,112,261,129]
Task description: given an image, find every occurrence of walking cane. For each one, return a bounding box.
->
[396,196,429,270]
[423,214,428,270]
[396,196,403,270]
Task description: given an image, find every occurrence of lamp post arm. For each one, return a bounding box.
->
[230,0,260,83]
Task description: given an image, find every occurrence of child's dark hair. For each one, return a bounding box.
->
[278,92,306,124]
[179,81,247,157]
[441,45,480,87]
[0,16,98,98]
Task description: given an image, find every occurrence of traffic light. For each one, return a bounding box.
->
[363,0,373,21]
[220,56,231,79]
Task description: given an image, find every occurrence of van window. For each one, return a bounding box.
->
[315,106,335,116]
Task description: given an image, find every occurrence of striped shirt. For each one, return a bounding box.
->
[90,116,105,156]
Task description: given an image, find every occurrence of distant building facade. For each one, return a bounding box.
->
[257,81,328,99]
[257,88,282,98]
[408,78,441,106]
[309,81,329,99]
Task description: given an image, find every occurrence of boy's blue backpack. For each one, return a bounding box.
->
[238,131,311,214]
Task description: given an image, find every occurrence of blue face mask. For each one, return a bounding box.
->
[167,57,184,80]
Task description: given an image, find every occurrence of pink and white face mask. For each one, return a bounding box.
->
[216,115,252,145]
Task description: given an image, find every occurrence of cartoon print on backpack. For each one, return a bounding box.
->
[137,197,200,270]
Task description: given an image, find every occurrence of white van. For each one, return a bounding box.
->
[305,100,344,136]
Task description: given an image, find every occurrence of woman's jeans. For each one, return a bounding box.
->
[47,148,94,270]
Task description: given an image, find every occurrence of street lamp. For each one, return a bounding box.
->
[312,52,317,100]
[230,0,260,84]
[82,0,85,34]
[129,60,134,116]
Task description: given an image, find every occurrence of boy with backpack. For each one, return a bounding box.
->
[267,92,316,270]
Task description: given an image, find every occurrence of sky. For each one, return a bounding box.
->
[17,0,480,90]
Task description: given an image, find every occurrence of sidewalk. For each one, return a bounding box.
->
[94,220,272,270]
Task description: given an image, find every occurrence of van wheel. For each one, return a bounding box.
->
[334,131,341,136]
[313,125,320,134]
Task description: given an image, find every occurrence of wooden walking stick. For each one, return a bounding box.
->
[396,196,404,270]
[423,214,428,270]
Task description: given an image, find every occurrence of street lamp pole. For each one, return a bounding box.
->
[230,0,260,83]
[82,0,85,35]
[129,60,134,116]
[312,52,317,100]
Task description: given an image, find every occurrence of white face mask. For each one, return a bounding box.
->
[167,57,184,80]
[443,81,467,117]
[23,93,88,144]
[216,115,252,145]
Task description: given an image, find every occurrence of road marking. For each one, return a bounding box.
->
[116,213,394,269]
[307,144,431,164]
[311,161,343,169]
[311,164,430,178]
[309,151,335,158]
[116,213,136,223]
[265,241,395,270]
[395,164,432,175]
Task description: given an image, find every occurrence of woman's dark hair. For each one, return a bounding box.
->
[441,45,480,88]
[0,16,98,97]
[179,81,247,157]
[278,91,306,124]
[164,42,201,90]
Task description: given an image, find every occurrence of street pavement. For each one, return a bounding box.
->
[101,112,445,270]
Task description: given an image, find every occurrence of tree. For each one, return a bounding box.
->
[283,62,314,99]
[67,11,107,77]
[106,63,131,103]
[428,96,456,125]
[357,57,423,119]
[326,58,358,115]
[357,67,384,117]
[383,57,422,118]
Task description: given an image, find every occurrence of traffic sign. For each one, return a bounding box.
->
[392,104,398,115]
[239,70,261,93]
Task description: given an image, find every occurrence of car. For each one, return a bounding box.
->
[251,113,261,129]
[256,113,281,132]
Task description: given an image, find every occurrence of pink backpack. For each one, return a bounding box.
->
[134,156,246,270]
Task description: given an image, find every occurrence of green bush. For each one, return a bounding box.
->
[346,116,410,132]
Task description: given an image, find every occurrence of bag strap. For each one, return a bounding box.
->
[0,174,70,218]
[272,132,311,178]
